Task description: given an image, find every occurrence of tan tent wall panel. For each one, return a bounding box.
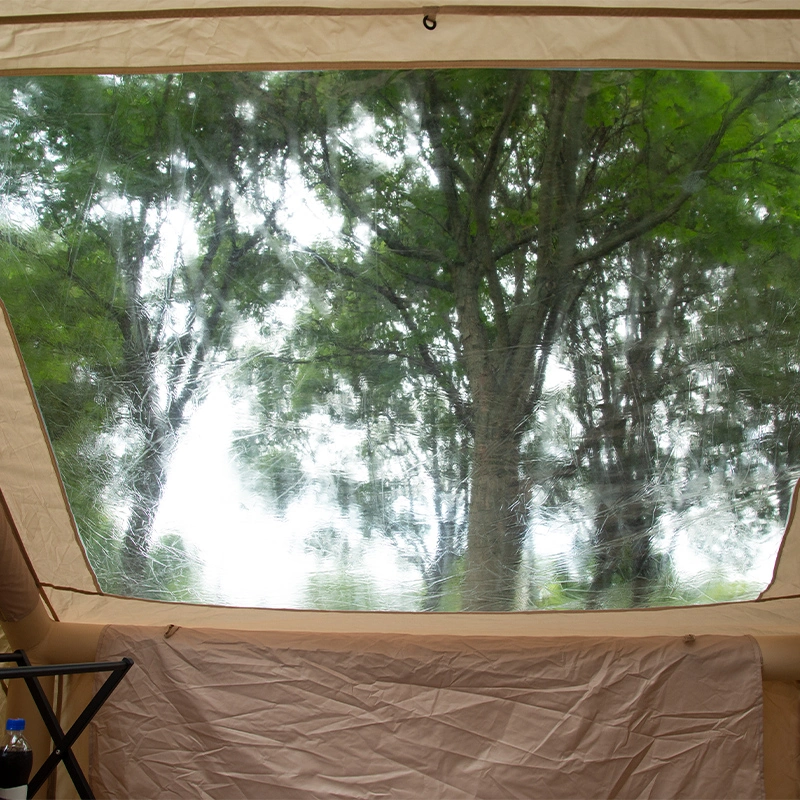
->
[0,628,7,727]
[90,628,766,799]
[763,680,800,800]
[2,7,800,74]
[0,493,40,623]
[0,304,99,599]
[762,478,800,599]
[3,620,796,799]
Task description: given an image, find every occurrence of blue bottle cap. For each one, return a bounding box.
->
[5,719,25,731]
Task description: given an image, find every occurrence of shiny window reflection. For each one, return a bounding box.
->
[0,70,798,610]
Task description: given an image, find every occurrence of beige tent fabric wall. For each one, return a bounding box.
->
[0,493,40,624]
[0,628,7,734]
[43,589,800,640]
[762,479,800,599]
[7,1,800,10]
[92,626,765,799]
[1,615,795,799]
[763,681,800,800]
[2,2,800,74]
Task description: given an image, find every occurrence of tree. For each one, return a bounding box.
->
[0,72,292,595]
[265,69,796,609]
[552,85,800,606]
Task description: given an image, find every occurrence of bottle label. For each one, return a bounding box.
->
[0,785,27,800]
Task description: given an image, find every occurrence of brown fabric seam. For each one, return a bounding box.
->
[3,5,800,24]
[40,581,800,611]
[2,60,800,80]
[747,633,767,795]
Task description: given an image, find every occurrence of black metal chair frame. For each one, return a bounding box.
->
[0,650,133,799]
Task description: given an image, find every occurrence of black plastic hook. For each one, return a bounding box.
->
[423,14,437,30]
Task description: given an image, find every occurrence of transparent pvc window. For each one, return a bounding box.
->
[0,70,797,611]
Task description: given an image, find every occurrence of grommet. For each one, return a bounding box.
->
[423,14,437,30]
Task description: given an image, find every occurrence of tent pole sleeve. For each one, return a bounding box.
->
[3,606,798,680]
[2,602,102,664]
[757,636,800,682]
[1,601,53,654]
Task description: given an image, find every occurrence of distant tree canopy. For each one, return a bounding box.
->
[1,69,798,610]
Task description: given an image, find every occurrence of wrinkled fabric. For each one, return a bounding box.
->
[92,628,764,799]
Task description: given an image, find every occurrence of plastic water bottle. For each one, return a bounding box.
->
[0,719,32,800]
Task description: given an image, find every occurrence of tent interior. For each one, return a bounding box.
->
[1,2,800,798]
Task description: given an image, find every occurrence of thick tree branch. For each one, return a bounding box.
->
[475,72,529,197]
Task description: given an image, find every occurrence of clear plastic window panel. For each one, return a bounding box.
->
[0,70,798,611]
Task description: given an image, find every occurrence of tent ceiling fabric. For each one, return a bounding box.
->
[1,1,800,73]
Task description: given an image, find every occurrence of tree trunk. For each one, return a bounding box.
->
[461,406,527,610]
[119,433,170,593]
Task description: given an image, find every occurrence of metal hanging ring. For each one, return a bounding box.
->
[423,14,437,30]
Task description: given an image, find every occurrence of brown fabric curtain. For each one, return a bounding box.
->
[92,626,764,799]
